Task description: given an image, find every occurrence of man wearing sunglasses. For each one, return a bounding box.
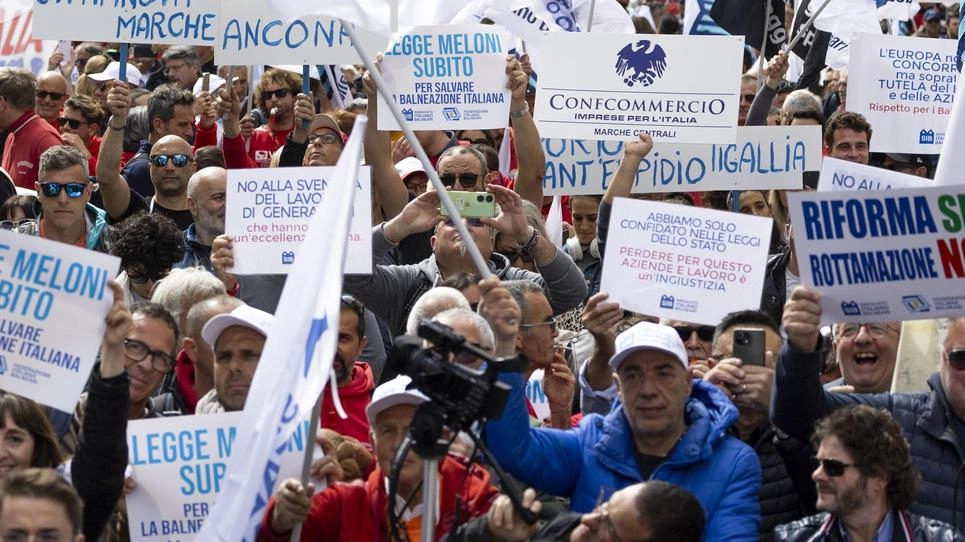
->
[0,68,64,189]
[17,146,110,253]
[775,286,965,531]
[244,68,301,167]
[670,321,715,363]
[58,95,105,174]
[775,405,959,541]
[35,71,70,129]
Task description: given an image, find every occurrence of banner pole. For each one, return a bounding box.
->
[784,0,833,53]
[118,43,129,83]
[586,0,597,31]
[288,395,323,542]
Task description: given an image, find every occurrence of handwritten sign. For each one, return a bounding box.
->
[0,231,119,412]
[216,1,388,65]
[848,32,958,153]
[535,32,744,143]
[0,5,57,75]
[542,125,822,195]
[600,198,771,325]
[32,0,218,45]
[224,166,372,275]
[126,412,307,542]
[788,185,965,324]
[377,24,511,131]
[817,157,933,192]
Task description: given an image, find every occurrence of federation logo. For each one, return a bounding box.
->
[659,294,675,309]
[402,108,414,121]
[919,129,935,145]
[615,40,668,88]
[443,107,461,121]
[281,251,295,265]
[841,300,861,316]
[901,295,930,313]
[0,355,5,375]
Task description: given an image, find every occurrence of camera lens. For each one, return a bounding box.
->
[477,194,485,202]
[485,194,493,202]
[735,332,749,345]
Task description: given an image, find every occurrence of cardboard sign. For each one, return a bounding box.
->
[126,412,308,542]
[817,157,933,192]
[216,1,388,66]
[534,33,744,143]
[32,0,219,45]
[600,198,771,325]
[224,166,372,275]
[0,231,119,412]
[848,33,958,153]
[542,125,822,195]
[788,185,965,324]
[377,24,511,131]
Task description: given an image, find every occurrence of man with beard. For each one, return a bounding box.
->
[318,295,375,443]
[774,405,958,541]
[178,166,226,271]
[196,303,274,412]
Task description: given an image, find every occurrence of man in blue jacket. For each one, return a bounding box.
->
[486,321,762,542]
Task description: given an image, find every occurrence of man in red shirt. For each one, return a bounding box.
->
[35,71,70,130]
[248,68,300,167]
[320,295,375,443]
[0,68,63,188]
[58,95,105,174]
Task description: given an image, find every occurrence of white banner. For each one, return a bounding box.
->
[788,185,965,324]
[542,126,823,195]
[848,33,959,153]
[377,24,511,131]
[224,166,372,275]
[126,412,308,542]
[0,231,119,412]
[32,0,218,45]
[600,198,771,325]
[534,33,744,143]
[817,157,933,192]
[525,369,549,423]
[0,3,57,75]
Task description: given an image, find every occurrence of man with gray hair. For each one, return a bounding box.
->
[178,166,226,271]
[162,46,201,91]
[406,286,471,336]
[16,146,110,252]
[0,68,63,188]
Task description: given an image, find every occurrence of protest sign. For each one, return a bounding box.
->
[600,198,771,325]
[224,166,372,275]
[0,231,119,412]
[126,412,308,542]
[787,185,965,324]
[32,0,218,45]
[534,33,744,143]
[376,24,511,131]
[542,125,822,195]
[684,0,728,35]
[217,1,387,66]
[0,3,57,75]
[817,157,933,192]
[526,369,550,422]
[848,33,958,153]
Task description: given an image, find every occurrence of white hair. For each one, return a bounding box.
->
[406,286,470,336]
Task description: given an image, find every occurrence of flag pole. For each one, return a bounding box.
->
[784,0,834,53]
[341,20,494,279]
[289,394,323,542]
[586,0,597,31]
[118,43,129,83]
[758,0,770,92]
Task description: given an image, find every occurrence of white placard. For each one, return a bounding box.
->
[600,199,771,325]
[543,126,823,195]
[0,231,119,412]
[788,185,965,324]
[216,1,388,66]
[848,33,959,153]
[534,33,744,143]
[225,166,372,275]
[817,157,933,192]
[0,5,57,75]
[377,24,512,131]
[525,369,550,422]
[32,0,219,45]
[126,412,308,542]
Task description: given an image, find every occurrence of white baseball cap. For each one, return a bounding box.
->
[87,62,143,87]
[201,304,275,346]
[365,376,428,425]
[609,322,689,372]
[192,73,227,97]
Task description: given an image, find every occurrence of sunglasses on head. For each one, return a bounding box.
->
[443,217,486,228]
[39,182,88,198]
[948,349,965,371]
[674,325,715,342]
[150,153,192,168]
[261,88,291,101]
[439,172,480,188]
[813,457,854,477]
[38,90,67,100]
[57,117,87,129]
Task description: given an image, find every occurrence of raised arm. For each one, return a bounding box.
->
[217,86,258,169]
[362,59,408,221]
[746,52,788,127]
[95,82,133,219]
[506,55,543,208]
[602,133,653,204]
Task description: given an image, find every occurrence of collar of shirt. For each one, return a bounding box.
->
[836,509,894,542]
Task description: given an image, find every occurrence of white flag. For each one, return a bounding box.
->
[545,195,564,248]
[196,117,368,542]
[498,127,512,177]
[813,0,882,35]
[323,65,353,110]
[267,0,464,36]
[933,78,965,186]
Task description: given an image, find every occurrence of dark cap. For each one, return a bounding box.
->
[924,8,942,22]
[131,44,155,58]
[884,153,925,168]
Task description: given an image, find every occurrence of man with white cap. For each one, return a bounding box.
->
[485,321,763,542]
[87,61,142,110]
[260,375,499,541]
[195,303,275,413]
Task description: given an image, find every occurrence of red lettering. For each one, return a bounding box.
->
[936,238,965,278]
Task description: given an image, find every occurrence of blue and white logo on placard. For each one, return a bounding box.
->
[615,40,668,88]
[919,129,935,144]
[841,300,861,316]
[901,295,930,313]
[443,107,461,121]
[0,355,6,375]
[659,294,675,309]
[402,108,414,121]
[282,251,295,265]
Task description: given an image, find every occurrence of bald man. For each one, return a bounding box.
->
[36,71,70,129]
[178,166,226,270]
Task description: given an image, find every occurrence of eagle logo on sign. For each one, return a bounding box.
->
[614,40,668,88]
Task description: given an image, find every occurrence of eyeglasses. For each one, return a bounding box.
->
[837,323,898,339]
[520,319,557,333]
[123,338,176,373]
[947,349,965,371]
[444,217,486,228]
[0,219,30,230]
[261,88,291,101]
[150,153,193,168]
[813,456,855,477]
[674,325,715,343]
[496,248,533,263]
[127,268,169,285]
[57,117,88,129]
[39,181,88,198]
[439,172,481,188]
[37,90,67,100]
[741,93,756,103]
[308,133,342,146]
